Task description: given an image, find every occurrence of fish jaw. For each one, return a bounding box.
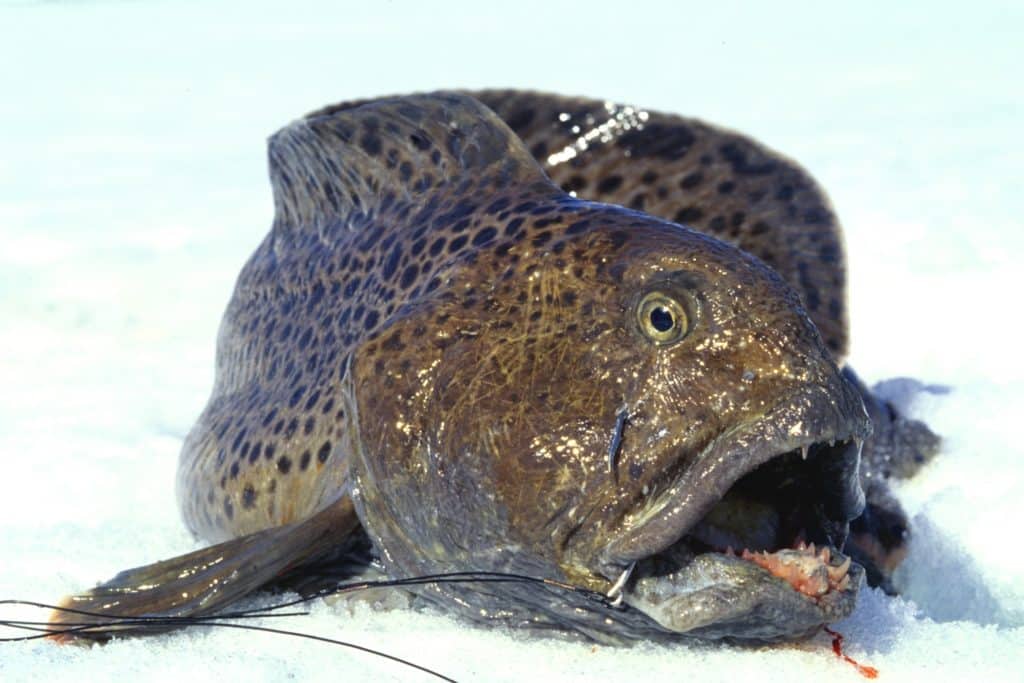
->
[593,377,872,641]
[623,547,864,641]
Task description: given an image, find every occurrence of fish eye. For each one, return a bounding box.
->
[636,291,690,345]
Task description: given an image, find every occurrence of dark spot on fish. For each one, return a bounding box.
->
[409,132,431,151]
[803,207,830,225]
[597,175,623,194]
[318,441,332,463]
[400,264,420,290]
[674,206,704,224]
[360,133,382,156]
[680,172,703,189]
[277,456,292,474]
[321,397,335,415]
[566,219,590,235]
[563,176,587,193]
[304,416,316,435]
[505,107,535,130]
[720,142,775,175]
[242,485,256,509]
[472,226,498,247]
[364,310,380,330]
[299,450,311,471]
[224,497,234,520]
[382,243,402,280]
[829,297,842,319]
[618,123,695,161]
[820,244,839,264]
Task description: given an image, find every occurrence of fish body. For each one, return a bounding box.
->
[54,91,937,644]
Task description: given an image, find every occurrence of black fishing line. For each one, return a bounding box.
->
[1,571,621,682]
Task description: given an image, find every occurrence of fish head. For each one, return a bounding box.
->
[303,92,874,642]
[349,204,871,642]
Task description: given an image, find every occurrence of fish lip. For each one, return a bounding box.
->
[599,381,873,574]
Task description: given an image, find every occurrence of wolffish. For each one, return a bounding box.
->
[51,91,938,643]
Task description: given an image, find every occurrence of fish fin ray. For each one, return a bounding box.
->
[267,91,556,236]
[48,495,358,640]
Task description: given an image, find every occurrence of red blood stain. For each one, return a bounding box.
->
[824,626,879,679]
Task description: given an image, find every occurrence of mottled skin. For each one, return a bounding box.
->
[471,91,938,592]
[53,91,936,643]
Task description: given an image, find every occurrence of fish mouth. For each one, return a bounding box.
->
[601,384,873,641]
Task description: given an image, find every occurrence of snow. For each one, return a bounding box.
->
[1,1,1022,681]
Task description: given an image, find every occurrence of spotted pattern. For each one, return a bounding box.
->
[177,93,557,541]
[472,90,849,358]
[178,90,851,547]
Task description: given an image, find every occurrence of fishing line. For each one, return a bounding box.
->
[0,570,620,682]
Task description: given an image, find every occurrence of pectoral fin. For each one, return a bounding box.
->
[49,494,358,641]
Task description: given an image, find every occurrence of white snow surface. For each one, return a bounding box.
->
[1,2,1022,681]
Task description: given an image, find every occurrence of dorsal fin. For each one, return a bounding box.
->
[267,92,554,233]
[472,90,849,359]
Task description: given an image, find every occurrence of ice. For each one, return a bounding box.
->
[2,2,1022,681]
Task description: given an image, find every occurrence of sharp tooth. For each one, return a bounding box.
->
[854,437,864,453]
[725,546,735,556]
[807,542,816,556]
[837,575,850,591]
[801,445,809,460]
[828,556,852,582]
[819,547,831,563]
[605,561,636,606]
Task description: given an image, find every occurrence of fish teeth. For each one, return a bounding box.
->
[801,445,809,460]
[818,547,831,563]
[827,556,852,582]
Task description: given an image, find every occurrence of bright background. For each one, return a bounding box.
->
[1,1,1022,681]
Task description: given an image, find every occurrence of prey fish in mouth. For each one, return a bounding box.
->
[47,90,936,645]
